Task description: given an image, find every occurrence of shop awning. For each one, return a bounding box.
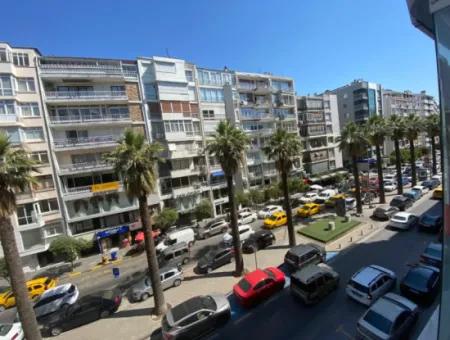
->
[96,225,129,240]
[211,170,224,177]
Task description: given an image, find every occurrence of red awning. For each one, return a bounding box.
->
[134,231,144,242]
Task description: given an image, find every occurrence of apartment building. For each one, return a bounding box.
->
[37,56,159,251]
[0,43,63,270]
[297,93,343,176]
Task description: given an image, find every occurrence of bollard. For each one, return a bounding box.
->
[349,236,353,242]
[360,229,364,236]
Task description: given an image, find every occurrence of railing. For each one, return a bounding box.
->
[0,114,18,122]
[40,62,138,77]
[64,182,123,196]
[59,161,111,173]
[240,112,272,120]
[49,113,131,124]
[66,185,92,194]
[53,135,117,148]
[45,90,127,101]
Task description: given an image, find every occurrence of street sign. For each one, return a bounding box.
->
[112,267,120,279]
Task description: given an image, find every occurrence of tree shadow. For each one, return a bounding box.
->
[184,270,234,281]
[113,306,155,318]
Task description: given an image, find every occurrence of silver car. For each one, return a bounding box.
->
[357,293,418,339]
[128,267,183,302]
[197,219,229,239]
[162,293,231,340]
[372,205,399,220]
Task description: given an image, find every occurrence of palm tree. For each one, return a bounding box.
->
[424,114,440,175]
[388,115,406,195]
[104,129,166,315]
[263,128,302,247]
[365,116,390,204]
[207,120,249,276]
[337,122,367,214]
[404,114,423,186]
[0,134,41,340]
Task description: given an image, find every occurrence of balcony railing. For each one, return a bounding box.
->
[0,114,18,122]
[49,113,131,124]
[59,161,111,173]
[45,90,127,101]
[64,181,122,196]
[53,135,118,148]
[40,62,138,78]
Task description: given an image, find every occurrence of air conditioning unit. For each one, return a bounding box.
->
[240,100,248,106]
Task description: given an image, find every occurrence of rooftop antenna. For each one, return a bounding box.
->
[165,48,170,58]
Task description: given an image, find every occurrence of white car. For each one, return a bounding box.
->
[383,174,396,181]
[237,211,257,225]
[299,192,318,204]
[257,205,282,219]
[383,180,397,192]
[388,212,418,230]
[412,185,428,196]
[33,284,79,319]
[223,225,255,245]
[314,189,337,204]
[0,323,24,340]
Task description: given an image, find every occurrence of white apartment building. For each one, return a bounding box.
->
[0,43,63,271]
[297,93,343,176]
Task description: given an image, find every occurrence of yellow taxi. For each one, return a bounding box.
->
[297,203,321,218]
[325,194,347,208]
[0,276,57,311]
[264,211,287,229]
[432,186,443,200]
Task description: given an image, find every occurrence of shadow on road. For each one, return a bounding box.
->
[266,244,290,251]
[113,306,155,318]
[184,270,234,281]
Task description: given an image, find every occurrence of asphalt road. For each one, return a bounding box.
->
[203,198,442,340]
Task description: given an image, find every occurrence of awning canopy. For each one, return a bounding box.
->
[211,170,225,177]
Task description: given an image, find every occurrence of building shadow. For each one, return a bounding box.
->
[113,306,155,318]
[184,270,234,282]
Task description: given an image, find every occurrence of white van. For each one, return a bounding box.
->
[314,189,337,204]
[156,228,195,253]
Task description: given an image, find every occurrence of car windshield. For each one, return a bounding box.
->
[238,279,252,292]
[363,310,392,334]
[425,246,442,258]
[269,215,278,221]
[421,215,437,224]
[263,269,275,279]
[393,215,407,222]
[0,324,12,336]
[404,269,432,290]
[35,292,66,307]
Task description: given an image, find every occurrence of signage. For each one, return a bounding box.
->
[91,181,120,193]
[129,221,142,231]
[96,225,129,240]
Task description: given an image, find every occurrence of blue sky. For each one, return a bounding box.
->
[2,0,438,97]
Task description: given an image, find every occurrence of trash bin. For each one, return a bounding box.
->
[110,247,119,261]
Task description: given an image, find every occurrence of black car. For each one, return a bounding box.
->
[242,230,275,253]
[421,242,442,268]
[421,179,440,190]
[418,214,442,233]
[40,289,122,336]
[389,196,413,211]
[196,246,233,274]
[400,264,440,305]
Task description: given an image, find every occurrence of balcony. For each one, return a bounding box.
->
[45,90,128,103]
[58,161,113,174]
[53,136,118,150]
[170,167,201,178]
[62,181,122,200]
[240,111,272,121]
[17,212,44,231]
[48,113,131,126]
[165,132,202,142]
[254,84,271,95]
[172,185,202,198]
[167,146,202,159]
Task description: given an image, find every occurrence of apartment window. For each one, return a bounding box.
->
[185,70,193,82]
[171,159,190,170]
[163,120,194,134]
[16,203,35,226]
[20,103,40,117]
[23,127,44,141]
[144,83,157,100]
[12,52,30,67]
[1,128,20,143]
[44,224,62,237]
[155,61,176,73]
[0,75,13,95]
[202,110,214,119]
[200,88,224,103]
[151,122,164,139]
[272,80,291,91]
[188,86,196,101]
[17,78,35,92]
[40,199,59,213]
[110,85,125,94]
[0,49,9,63]
[33,175,54,191]
[30,151,49,165]
[108,106,129,115]
[0,101,16,115]
[193,121,200,134]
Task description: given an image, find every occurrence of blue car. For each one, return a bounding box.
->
[403,190,420,201]
[400,177,411,186]
[422,179,440,190]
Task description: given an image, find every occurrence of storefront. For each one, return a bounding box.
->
[95,225,130,252]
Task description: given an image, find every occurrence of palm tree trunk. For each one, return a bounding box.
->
[352,156,363,214]
[226,174,244,276]
[394,139,403,195]
[138,195,166,316]
[409,139,417,186]
[0,217,41,340]
[375,144,385,204]
[281,170,296,247]
[431,136,437,175]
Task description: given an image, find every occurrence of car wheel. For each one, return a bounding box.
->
[173,279,182,287]
[141,293,150,301]
[51,327,62,336]
[207,267,213,274]
[182,257,189,265]
[188,241,194,247]
[100,310,110,318]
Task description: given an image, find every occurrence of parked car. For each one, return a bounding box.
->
[0,277,57,312]
[314,189,337,204]
[157,242,190,268]
[196,246,234,274]
[40,289,122,337]
[237,211,257,225]
[431,175,441,185]
[196,219,228,240]
[412,185,428,197]
[242,230,275,254]
[403,190,421,202]
[257,205,283,219]
[128,267,183,302]
[371,205,400,221]
[284,244,325,270]
[399,176,411,186]
[421,242,442,268]
[418,213,443,233]
[390,195,413,211]
[263,211,287,229]
[400,264,440,305]
[324,194,346,208]
[357,293,419,340]
[233,267,285,308]
[346,265,397,306]
[383,174,396,181]
[422,179,440,190]
[299,192,318,204]
[223,224,255,245]
[297,203,321,218]
[0,323,24,340]
[238,207,252,214]
[432,186,443,199]
[290,263,339,305]
[387,212,418,230]
[161,294,231,340]
[156,228,195,252]
[383,180,397,192]
[34,284,79,320]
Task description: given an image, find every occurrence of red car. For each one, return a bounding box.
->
[233,267,285,307]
